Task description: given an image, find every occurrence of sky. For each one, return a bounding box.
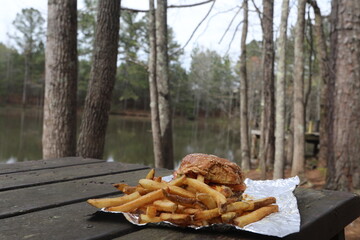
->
[0,0,331,68]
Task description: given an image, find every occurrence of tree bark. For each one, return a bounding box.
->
[291,0,306,177]
[77,0,120,158]
[259,0,275,179]
[43,0,77,159]
[326,0,360,191]
[273,0,289,179]
[308,0,330,169]
[156,0,174,169]
[239,0,250,171]
[148,0,165,167]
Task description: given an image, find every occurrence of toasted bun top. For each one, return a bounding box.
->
[175,153,244,185]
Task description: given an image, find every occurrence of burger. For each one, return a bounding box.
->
[175,153,246,200]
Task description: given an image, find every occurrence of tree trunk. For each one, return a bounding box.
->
[239,0,250,171]
[259,0,275,179]
[291,0,306,177]
[148,0,165,167]
[273,0,289,179]
[77,0,120,158]
[43,0,77,159]
[22,54,29,107]
[308,0,330,169]
[156,0,174,169]
[326,0,360,191]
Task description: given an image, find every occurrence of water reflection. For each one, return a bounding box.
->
[0,107,241,167]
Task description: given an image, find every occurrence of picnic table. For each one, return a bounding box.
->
[0,157,359,240]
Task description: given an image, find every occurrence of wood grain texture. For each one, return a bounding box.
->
[0,168,172,219]
[0,162,148,191]
[0,201,138,240]
[0,157,104,175]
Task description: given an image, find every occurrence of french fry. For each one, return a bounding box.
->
[176,204,186,213]
[217,185,234,198]
[221,211,237,223]
[113,183,128,192]
[88,166,279,228]
[197,174,205,182]
[246,197,276,211]
[87,191,141,208]
[185,178,227,209]
[185,185,197,194]
[120,186,137,194]
[139,179,167,190]
[182,208,200,214]
[146,205,157,217]
[167,185,196,198]
[196,193,217,209]
[194,208,221,221]
[153,176,162,182]
[226,201,250,212]
[234,204,279,228]
[106,189,164,212]
[145,168,155,179]
[140,214,162,223]
[160,213,191,225]
[153,199,177,213]
[120,185,152,195]
[162,188,203,208]
[168,175,186,186]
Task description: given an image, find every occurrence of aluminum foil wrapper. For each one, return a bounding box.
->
[103,176,300,238]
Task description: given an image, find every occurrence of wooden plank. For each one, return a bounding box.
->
[0,157,104,175]
[113,227,280,240]
[0,201,140,240]
[283,188,360,240]
[0,168,172,219]
[114,188,360,240]
[0,162,150,192]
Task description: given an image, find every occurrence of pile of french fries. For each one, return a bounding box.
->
[87,169,279,228]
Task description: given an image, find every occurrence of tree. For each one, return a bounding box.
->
[273,0,290,179]
[307,0,330,169]
[77,0,121,158]
[156,0,174,169]
[239,0,250,171]
[291,0,307,177]
[326,0,360,191]
[11,8,45,106]
[148,0,164,167]
[78,0,97,59]
[189,48,235,118]
[43,0,77,159]
[259,0,275,179]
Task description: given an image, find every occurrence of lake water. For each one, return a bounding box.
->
[0,107,241,168]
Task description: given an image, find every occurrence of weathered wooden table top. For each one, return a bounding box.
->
[0,157,359,240]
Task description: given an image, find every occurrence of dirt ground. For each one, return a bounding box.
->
[244,168,360,240]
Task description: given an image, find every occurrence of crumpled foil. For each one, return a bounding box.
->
[103,176,300,238]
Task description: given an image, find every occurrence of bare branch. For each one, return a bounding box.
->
[121,7,148,13]
[121,57,149,71]
[168,0,214,8]
[218,5,242,44]
[177,0,216,52]
[225,19,243,55]
[121,0,215,13]
[196,5,241,41]
[250,0,262,29]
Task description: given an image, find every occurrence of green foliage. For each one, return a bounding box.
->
[0,43,24,101]
[0,8,45,104]
[78,0,97,58]
[10,8,45,54]
[188,47,236,118]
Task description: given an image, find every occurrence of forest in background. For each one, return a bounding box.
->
[0,0,359,193]
[0,1,321,122]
